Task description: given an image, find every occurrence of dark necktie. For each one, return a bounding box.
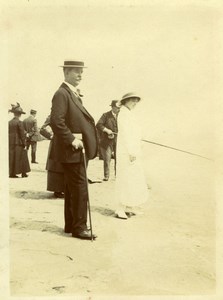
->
[73,91,83,104]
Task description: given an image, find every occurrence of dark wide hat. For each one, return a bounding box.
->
[110,100,119,107]
[59,60,87,68]
[121,92,141,102]
[9,102,26,114]
[30,109,37,114]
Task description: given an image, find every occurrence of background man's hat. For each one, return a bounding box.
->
[59,60,87,68]
[110,100,119,107]
[9,103,26,114]
[30,109,37,114]
[121,92,141,101]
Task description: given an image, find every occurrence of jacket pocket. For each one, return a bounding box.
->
[65,145,82,163]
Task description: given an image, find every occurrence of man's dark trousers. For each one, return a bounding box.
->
[26,140,37,163]
[63,161,88,235]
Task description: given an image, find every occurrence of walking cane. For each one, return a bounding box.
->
[82,147,94,242]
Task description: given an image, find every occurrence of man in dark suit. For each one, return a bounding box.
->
[96,100,119,181]
[23,109,39,163]
[50,60,98,240]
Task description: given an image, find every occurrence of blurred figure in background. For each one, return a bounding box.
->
[40,115,64,198]
[115,93,148,219]
[8,103,30,178]
[96,100,119,181]
[23,109,39,164]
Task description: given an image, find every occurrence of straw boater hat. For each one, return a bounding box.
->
[9,103,26,114]
[59,60,87,68]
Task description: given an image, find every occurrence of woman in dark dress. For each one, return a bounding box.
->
[8,103,30,178]
[40,115,64,198]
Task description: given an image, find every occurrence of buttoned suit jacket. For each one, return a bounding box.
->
[96,110,118,150]
[23,115,39,142]
[49,83,98,163]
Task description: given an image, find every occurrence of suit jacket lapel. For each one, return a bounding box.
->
[109,110,115,119]
[61,83,94,121]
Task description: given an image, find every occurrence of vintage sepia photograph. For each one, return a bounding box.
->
[0,0,222,299]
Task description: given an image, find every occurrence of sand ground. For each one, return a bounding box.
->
[9,140,216,297]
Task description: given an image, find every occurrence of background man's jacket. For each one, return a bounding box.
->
[96,111,118,150]
[23,115,39,142]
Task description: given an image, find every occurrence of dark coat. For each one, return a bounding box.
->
[8,117,30,175]
[39,115,64,192]
[23,115,39,142]
[49,83,98,163]
[96,110,118,150]
[40,115,64,173]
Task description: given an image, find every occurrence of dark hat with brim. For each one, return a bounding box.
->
[121,92,141,102]
[59,60,87,68]
[9,103,26,114]
[15,107,26,114]
[110,100,119,107]
[30,109,37,114]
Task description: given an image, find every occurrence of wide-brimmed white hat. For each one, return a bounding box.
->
[121,92,141,102]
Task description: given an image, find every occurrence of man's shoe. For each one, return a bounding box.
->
[9,175,18,178]
[22,173,28,178]
[103,178,109,181]
[31,161,38,164]
[72,230,97,240]
[86,229,97,238]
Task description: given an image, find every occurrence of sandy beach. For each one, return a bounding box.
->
[8,139,215,297]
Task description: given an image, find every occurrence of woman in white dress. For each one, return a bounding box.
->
[115,92,148,219]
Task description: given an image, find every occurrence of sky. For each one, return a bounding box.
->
[2,2,222,158]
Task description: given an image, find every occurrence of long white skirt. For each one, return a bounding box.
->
[115,157,148,207]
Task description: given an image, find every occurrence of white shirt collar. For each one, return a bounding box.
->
[111,111,117,118]
[63,81,78,94]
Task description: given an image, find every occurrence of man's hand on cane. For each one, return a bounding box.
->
[72,138,83,150]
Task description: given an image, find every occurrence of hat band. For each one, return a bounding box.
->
[64,61,84,67]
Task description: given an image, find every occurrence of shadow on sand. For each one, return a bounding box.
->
[91,206,115,217]
[11,190,56,200]
[10,191,115,217]
[10,220,71,237]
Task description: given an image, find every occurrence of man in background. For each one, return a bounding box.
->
[23,109,39,164]
[96,100,119,181]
